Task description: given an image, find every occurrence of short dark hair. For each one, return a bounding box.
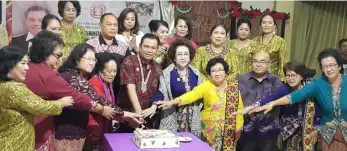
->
[283,61,316,80]
[58,1,81,17]
[41,14,61,30]
[0,45,28,82]
[100,13,117,23]
[58,44,95,73]
[210,24,228,34]
[237,17,252,30]
[338,38,347,48]
[94,52,121,74]
[25,5,50,18]
[139,33,160,47]
[29,31,64,63]
[148,20,169,33]
[118,8,140,34]
[260,13,277,27]
[206,57,229,76]
[167,39,195,63]
[317,48,344,74]
[174,16,192,40]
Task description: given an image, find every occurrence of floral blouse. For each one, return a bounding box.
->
[289,75,347,144]
[227,39,258,77]
[176,80,244,150]
[0,81,62,151]
[253,35,288,80]
[61,23,88,59]
[55,69,124,140]
[192,44,234,80]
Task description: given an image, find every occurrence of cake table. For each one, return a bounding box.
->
[102,132,214,151]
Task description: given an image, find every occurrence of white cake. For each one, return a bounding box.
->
[132,128,180,149]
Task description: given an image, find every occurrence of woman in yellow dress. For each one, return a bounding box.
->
[228,17,258,77]
[58,1,88,59]
[253,14,288,79]
[0,45,73,151]
[157,57,244,151]
[192,25,234,80]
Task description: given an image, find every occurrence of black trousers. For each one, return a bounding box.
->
[236,135,277,151]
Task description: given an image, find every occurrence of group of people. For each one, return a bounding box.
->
[0,1,347,151]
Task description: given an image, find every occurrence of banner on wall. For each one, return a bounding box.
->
[12,1,160,39]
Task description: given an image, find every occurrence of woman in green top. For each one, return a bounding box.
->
[58,1,88,60]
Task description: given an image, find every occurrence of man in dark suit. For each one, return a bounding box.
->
[11,5,49,50]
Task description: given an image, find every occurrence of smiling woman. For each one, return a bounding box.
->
[0,45,73,151]
[253,13,288,80]
[152,39,202,138]
[192,24,236,80]
[156,57,244,151]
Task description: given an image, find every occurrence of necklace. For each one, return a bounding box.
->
[137,55,152,94]
[177,67,191,92]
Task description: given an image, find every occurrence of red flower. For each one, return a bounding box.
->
[233,4,240,9]
[251,15,257,19]
[227,130,232,135]
[308,119,313,125]
[241,9,249,14]
[226,138,232,146]
[171,0,178,5]
[305,138,310,145]
[265,8,271,13]
[228,118,234,124]
[140,92,147,97]
[230,86,236,92]
[230,96,236,103]
[275,12,285,20]
[232,10,240,18]
[253,10,262,16]
[104,50,108,53]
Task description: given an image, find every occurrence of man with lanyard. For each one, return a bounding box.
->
[116,34,162,132]
[237,51,282,151]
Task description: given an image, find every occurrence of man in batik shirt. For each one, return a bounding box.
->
[117,34,162,132]
[237,51,282,151]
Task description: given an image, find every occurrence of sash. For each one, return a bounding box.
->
[222,79,239,151]
[303,99,316,151]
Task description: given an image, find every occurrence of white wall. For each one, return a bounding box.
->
[240,0,275,11]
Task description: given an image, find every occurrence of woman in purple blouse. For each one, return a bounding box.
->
[234,61,322,151]
[55,44,141,151]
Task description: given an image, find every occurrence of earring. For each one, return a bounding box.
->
[7,73,12,79]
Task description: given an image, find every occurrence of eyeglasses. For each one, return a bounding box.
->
[51,53,62,59]
[252,60,269,65]
[82,57,97,63]
[322,63,337,70]
[285,74,298,79]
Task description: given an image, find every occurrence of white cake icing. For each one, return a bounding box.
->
[132,128,180,149]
